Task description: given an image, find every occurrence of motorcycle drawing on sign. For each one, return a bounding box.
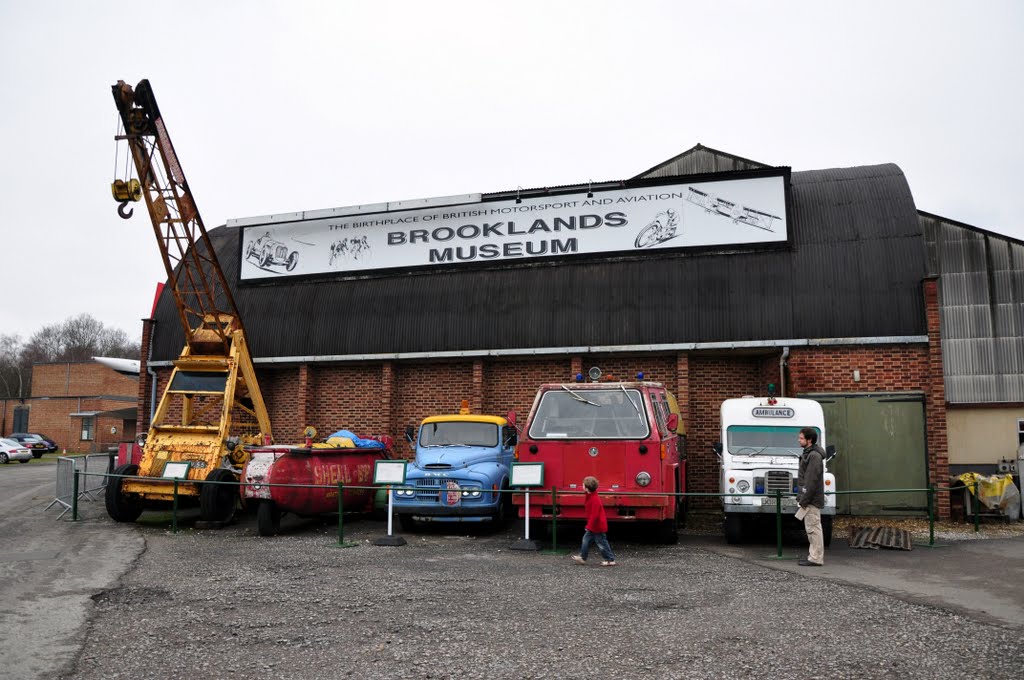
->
[634,209,681,248]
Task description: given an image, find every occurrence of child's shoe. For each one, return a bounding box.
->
[571,555,586,565]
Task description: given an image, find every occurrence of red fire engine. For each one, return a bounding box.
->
[512,368,686,542]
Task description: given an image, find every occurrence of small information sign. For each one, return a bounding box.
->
[374,460,407,485]
[510,462,544,487]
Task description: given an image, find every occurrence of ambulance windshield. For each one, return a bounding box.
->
[726,425,819,456]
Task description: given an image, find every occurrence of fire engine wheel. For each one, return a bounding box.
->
[257,501,282,536]
[822,515,833,548]
[105,464,144,522]
[398,513,418,532]
[286,251,299,271]
[724,515,744,545]
[200,469,238,523]
[657,516,679,544]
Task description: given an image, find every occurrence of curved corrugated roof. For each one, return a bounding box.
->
[149,162,925,361]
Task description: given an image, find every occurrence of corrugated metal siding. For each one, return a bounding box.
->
[923,213,1024,403]
[633,144,769,179]
[149,162,928,362]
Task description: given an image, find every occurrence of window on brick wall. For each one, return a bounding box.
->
[81,417,94,441]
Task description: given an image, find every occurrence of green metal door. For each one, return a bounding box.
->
[807,394,928,516]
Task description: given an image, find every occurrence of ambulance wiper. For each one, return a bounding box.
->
[560,385,601,406]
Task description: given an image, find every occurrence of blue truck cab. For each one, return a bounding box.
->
[393,407,517,530]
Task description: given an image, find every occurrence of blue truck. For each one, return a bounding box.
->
[392,407,517,530]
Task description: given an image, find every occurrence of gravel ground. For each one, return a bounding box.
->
[60,512,1023,680]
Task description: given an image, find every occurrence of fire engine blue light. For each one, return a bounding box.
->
[575,373,583,382]
[636,372,644,380]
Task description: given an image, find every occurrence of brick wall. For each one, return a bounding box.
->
[31,362,138,398]
[138,339,949,516]
[0,363,139,454]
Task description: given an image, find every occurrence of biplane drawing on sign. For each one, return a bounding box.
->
[237,173,788,279]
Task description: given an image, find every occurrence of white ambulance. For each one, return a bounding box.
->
[715,394,837,545]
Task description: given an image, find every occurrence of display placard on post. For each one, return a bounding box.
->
[374,460,407,485]
[373,460,408,546]
[509,462,544,551]
[510,462,544,488]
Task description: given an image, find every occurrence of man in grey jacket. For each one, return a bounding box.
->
[797,427,826,566]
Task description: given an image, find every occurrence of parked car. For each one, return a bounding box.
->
[0,438,33,464]
[9,433,57,458]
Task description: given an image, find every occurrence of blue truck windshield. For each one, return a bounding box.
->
[419,421,499,447]
[528,389,649,439]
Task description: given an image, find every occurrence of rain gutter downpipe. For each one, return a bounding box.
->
[147,323,158,424]
[780,346,790,397]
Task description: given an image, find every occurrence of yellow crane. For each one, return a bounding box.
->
[106,79,272,524]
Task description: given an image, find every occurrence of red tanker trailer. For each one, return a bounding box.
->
[241,434,393,536]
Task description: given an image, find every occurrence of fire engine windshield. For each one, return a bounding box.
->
[528,388,649,439]
[419,421,499,447]
[726,425,820,456]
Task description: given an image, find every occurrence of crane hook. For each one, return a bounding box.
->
[117,201,134,219]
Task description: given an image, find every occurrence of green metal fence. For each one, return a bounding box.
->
[74,470,984,557]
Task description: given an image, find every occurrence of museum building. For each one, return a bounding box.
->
[136,144,1024,518]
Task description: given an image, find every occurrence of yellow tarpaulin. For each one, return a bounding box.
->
[959,472,1021,519]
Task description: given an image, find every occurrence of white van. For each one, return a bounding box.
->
[715,394,837,545]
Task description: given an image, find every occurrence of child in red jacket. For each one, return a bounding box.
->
[571,476,617,566]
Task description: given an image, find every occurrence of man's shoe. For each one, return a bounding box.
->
[571,555,586,565]
[798,559,823,567]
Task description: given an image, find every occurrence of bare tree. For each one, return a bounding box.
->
[0,315,141,398]
[0,334,27,399]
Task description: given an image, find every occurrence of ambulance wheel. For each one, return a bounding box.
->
[822,515,833,548]
[724,515,743,544]
[200,469,237,523]
[398,513,417,532]
[105,464,143,522]
[257,501,282,536]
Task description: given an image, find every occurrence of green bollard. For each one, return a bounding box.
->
[335,483,358,548]
[973,480,980,533]
[551,487,558,551]
[337,482,344,544]
[775,490,783,559]
[172,480,179,534]
[928,485,935,546]
[72,469,79,521]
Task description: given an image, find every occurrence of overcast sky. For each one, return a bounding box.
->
[2,1,1021,343]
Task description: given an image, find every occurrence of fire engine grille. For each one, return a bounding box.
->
[764,470,792,494]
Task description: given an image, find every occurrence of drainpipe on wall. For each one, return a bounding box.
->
[147,330,158,426]
[779,346,790,397]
